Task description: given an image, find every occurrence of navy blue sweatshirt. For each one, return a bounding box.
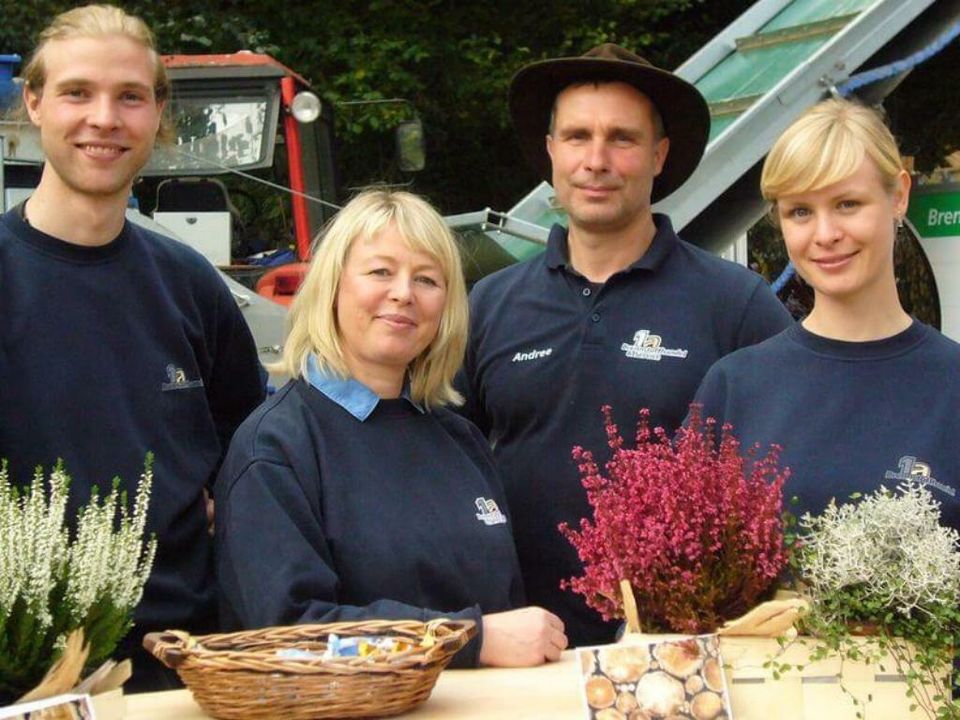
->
[215,371,525,667]
[456,217,792,646]
[693,321,960,529]
[0,208,265,634]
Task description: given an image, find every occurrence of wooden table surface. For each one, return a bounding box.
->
[121,636,934,720]
[124,652,585,719]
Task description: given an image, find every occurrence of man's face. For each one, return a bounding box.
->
[546,81,669,237]
[25,35,162,204]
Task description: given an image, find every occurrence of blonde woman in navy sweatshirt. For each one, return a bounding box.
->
[215,190,567,667]
[693,99,960,528]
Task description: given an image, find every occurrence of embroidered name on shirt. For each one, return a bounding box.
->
[475,497,507,526]
[511,348,553,363]
[620,329,689,362]
[161,364,204,391]
[884,455,955,497]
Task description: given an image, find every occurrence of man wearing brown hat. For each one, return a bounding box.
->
[456,44,792,646]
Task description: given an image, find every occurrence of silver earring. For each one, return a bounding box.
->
[896,217,904,229]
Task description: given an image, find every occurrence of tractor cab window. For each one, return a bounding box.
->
[145,80,281,175]
[166,97,268,170]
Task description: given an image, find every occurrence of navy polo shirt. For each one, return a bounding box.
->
[457,215,792,646]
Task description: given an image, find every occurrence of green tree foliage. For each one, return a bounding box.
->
[269,0,751,211]
[1,0,956,216]
[0,0,751,211]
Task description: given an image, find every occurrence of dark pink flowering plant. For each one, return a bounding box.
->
[559,405,790,634]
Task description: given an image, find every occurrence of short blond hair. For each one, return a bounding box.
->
[279,190,468,409]
[761,98,904,204]
[18,4,174,143]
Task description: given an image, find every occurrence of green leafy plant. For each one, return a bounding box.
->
[793,481,960,719]
[0,459,156,701]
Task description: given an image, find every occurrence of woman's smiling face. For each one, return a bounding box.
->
[776,158,910,304]
[335,222,447,389]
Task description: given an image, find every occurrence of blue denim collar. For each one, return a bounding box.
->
[305,354,423,421]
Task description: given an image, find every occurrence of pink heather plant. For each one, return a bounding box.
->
[560,405,790,634]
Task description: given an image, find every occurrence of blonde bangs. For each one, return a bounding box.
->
[762,99,904,204]
[762,113,866,201]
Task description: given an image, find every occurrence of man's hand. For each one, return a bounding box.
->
[479,607,568,667]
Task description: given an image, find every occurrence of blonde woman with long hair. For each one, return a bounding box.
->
[215,190,567,667]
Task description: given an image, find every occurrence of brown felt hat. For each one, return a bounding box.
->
[508,43,710,202]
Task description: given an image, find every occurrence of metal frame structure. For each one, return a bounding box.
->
[658,0,950,247]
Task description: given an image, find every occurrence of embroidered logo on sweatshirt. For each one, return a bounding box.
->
[620,329,689,362]
[475,497,507,526]
[884,455,955,497]
[161,364,204,391]
[511,347,553,363]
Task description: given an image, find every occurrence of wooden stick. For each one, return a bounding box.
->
[620,579,642,634]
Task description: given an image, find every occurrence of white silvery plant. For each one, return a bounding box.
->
[793,481,960,719]
[0,458,157,700]
[799,480,960,617]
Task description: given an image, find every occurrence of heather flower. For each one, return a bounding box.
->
[560,405,790,634]
[0,458,156,699]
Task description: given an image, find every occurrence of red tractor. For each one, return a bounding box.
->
[145,51,422,305]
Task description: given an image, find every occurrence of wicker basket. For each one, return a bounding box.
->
[143,618,476,719]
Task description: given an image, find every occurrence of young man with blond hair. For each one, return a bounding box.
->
[0,4,264,690]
